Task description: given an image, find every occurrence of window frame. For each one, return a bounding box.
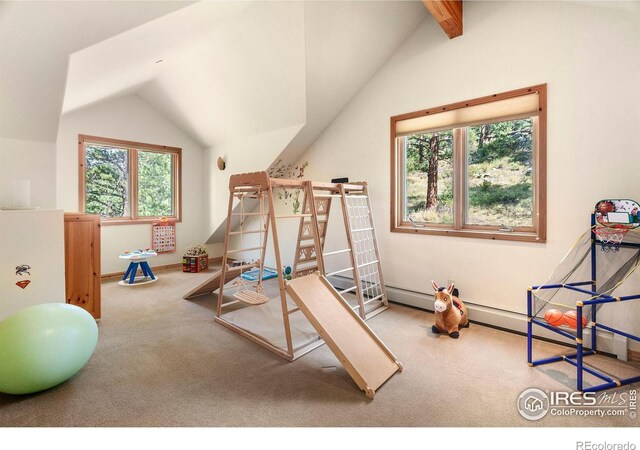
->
[390,84,547,243]
[78,135,182,225]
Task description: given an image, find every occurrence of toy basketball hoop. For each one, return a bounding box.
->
[593,199,639,251]
[593,227,628,252]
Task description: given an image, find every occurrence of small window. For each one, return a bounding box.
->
[79,135,181,224]
[391,85,546,242]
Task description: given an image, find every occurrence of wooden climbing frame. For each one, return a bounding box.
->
[213,171,389,362]
[293,181,389,320]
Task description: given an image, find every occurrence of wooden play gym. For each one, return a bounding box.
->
[184,171,401,398]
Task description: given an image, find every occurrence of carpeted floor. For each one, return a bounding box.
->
[1,268,638,427]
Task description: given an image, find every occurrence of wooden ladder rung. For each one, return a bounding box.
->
[339,286,358,295]
[345,195,368,199]
[287,307,300,315]
[232,189,263,194]
[296,258,318,270]
[357,260,379,269]
[326,267,354,277]
[295,258,318,267]
[220,299,242,309]
[296,259,317,266]
[295,260,319,268]
[275,214,313,219]
[226,246,265,254]
[323,249,351,257]
[351,227,373,232]
[314,194,342,198]
[295,262,319,269]
[363,294,385,305]
[228,229,266,236]
[230,212,269,216]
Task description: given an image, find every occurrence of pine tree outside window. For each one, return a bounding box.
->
[391,85,546,242]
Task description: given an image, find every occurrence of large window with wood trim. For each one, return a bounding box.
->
[78,135,182,224]
[391,85,546,242]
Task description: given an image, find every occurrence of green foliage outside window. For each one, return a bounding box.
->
[84,144,175,219]
[85,145,129,217]
[405,118,533,227]
[138,151,173,217]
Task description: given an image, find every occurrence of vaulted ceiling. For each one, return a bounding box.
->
[0,0,194,142]
[1,1,428,148]
[1,0,432,241]
[62,1,428,150]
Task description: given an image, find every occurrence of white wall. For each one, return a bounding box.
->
[56,94,207,274]
[204,123,305,242]
[139,2,307,149]
[0,137,57,209]
[298,2,640,343]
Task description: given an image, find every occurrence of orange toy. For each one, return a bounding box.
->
[544,309,565,327]
[563,310,587,329]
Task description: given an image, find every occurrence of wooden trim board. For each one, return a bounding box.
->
[285,273,402,398]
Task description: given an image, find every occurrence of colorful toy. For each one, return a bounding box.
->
[241,267,278,281]
[119,250,158,285]
[594,199,640,251]
[283,265,292,281]
[183,245,208,273]
[0,303,98,395]
[544,308,565,327]
[184,245,207,256]
[430,281,469,339]
[563,309,587,329]
[527,199,640,392]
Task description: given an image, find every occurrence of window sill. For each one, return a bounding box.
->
[391,225,545,243]
[99,217,181,226]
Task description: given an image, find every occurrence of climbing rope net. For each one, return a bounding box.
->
[345,194,385,305]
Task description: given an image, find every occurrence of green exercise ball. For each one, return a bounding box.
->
[0,303,98,395]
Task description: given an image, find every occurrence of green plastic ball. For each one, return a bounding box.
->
[0,303,98,395]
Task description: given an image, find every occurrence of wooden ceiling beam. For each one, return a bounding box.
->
[422,0,463,39]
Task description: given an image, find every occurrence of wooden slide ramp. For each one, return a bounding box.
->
[285,273,402,398]
[183,263,257,300]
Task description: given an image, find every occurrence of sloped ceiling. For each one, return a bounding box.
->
[61,1,252,117]
[61,1,427,151]
[2,0,428,241]
[56,1,428,240]
[137,1,306,148]
[0,0,194,142]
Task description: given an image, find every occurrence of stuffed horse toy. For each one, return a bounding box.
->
[431,281,469,339]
